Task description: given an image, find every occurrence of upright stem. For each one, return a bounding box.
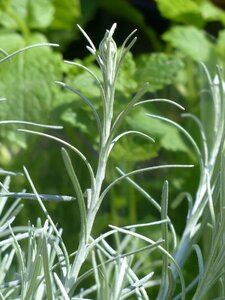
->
[66,122,112,290]
[65,24,126,294]
[67,67,116,295]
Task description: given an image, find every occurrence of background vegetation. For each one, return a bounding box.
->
[1,0,225,298]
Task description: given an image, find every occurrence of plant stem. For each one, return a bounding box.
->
[66,130,111,292]
[66,64,116,294]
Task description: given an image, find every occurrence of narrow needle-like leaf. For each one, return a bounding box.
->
[43,235,53,300]
[0,43,59,63]
[0,192,75,202]
[0,120,62,129]
[54,272,70,300]
[109,130,155,153]
[55,81,102,136]
[77,24,96,52]
[18,129,95,190]
[157,181,169,300]
[61,148,87,243]
[111,83,150,138]
[100,164,193,205]
[23,166,70,274]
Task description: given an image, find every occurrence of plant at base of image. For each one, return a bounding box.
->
[0,23,225,299]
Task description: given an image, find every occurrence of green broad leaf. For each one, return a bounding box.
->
[69,66,102,100]
[116,51,137,98]
[163,26,212,62]
[155,0,204,26]
[50,0,80,29]
[0,31,24,53]
[110,141,158,162]
[27,0,55,29]
[216,29,225,59]
[135,53,183,92]
[200,1,225,25]
[64,57,102,108]
[61,109,78,127]
[47,0,81,48]
[61,108,88,133]
[0,0,54,30]
[126,108,189,153]
[154,0,225,30]
[0,33,63,147]
[161,126,188,152]
[0,0,28,29]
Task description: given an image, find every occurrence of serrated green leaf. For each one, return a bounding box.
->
[0,0,55,30]
[200,1,225,25]
[27,0,55,29]
[156,0,225,26]
[0,31,24,53]
[163,26,212,61]
[155,0,203,26]
[0,0,27,29]
[69,66,102,99]
[0,33,63,147]
[60,108,85,130]
[135,53,183,92]
[110,140,158,162]
[50,0,80,29]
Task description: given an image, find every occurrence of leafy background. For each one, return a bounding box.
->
[1,0,225,297]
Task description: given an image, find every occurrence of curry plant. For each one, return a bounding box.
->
[55,24,193,293]
[1,24,225,299]
[18,24,192,297]
[172,66,225,299]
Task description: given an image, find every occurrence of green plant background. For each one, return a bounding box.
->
[1,0,225,298]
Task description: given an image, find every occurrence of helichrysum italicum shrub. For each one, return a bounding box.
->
[0,24,225,299]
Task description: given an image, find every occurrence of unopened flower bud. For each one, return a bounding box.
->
[99,24,117,84]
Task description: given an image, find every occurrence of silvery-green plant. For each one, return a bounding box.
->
[17,24,192,298]
[1,24,225,299]
[172,66,225,299]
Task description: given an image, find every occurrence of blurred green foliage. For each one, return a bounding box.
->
[0,2,225,296]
